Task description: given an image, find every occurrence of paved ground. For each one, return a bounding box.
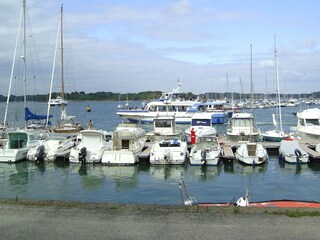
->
[0,199,320,240]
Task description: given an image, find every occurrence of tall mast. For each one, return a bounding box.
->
[23,0,27,127]
[4,1,24,127]
[60,5,65,113]
[250,44,253,142]
[274,35,283,132]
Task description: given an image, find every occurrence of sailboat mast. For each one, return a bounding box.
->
[250,44,253,142]
[23,0,27,127]
[60,5,65,113]
[274,35,283,132]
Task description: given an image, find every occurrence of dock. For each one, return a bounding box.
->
[299,143,320,162]
[138,135,319,163]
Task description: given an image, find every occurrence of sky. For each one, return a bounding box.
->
[0,0,319,96]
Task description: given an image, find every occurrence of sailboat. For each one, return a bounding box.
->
[0,0,48,163]
[261,36,289,142]
[50,5,82,134]
[235,45,268,165]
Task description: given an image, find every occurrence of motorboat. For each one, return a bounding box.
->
[279,140,309,164]
[146,116,182,142]
[235,142,268,165]
[49,96,67,106]
[0,129,41,163]
[185,112,217,143]
[69,129,112,164]
[116,80,204,124]
[291,108,320,144]
[27,135,76,162]
[189,135,221,166]
[149,138,188,165]
[101,123,145,165]
[226,113,261,142]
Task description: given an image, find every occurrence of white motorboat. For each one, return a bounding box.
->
[279,140,309,164]
[0,130,41,163]
[149,138,188,165]
[291,108,320,144]
[27,135,76,162]
[101,123,145,165]
[49,96,68,106]
[69,129,112,164]
[235,142,268,165]
[146,116,182,142]
[185,112,217,143]
[116,80,202,124]
[226,113,261,142]
[189,136,221,166]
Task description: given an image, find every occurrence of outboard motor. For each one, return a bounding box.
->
[200,148,207,165]
[35,145,45,163]
[79,147,87,165]
[294,148,302,163]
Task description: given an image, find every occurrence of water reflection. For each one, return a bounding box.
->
[150,165,187,180]
[187,164,222,182]
[6,162,30,186]
[233,162,268,175]
[102,165,138,192]
[71,164,105,191]
[278,160,309,174]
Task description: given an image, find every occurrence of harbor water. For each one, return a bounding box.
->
[0,101,319,205]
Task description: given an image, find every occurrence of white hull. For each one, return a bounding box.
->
[279,140,309,164]
[0,148,29,163]
[101,149,141,165]
[150,139,188,165]
[189,137,221,166]
[235,143,268,165]
[27,138,74,162]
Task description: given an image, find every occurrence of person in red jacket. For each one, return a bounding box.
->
[190,128,196,144]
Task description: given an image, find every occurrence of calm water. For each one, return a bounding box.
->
[0,101,319,205]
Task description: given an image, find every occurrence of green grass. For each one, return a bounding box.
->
[265,209,320,218]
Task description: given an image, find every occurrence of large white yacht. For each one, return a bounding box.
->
[116,80,205,124]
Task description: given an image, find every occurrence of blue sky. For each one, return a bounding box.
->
[0,0,319,96]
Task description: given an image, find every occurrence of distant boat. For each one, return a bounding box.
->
[86,105,91,112]
[49,96,68,106]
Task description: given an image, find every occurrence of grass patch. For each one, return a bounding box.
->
[266,209,320,218]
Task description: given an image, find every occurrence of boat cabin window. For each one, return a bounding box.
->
[122,140,130,149]
[233,119,251,127]
[155,120,172,128]
[9,133,28,149]
[158,106,167,112]
[305,119,319,126]
[191,119,211,126]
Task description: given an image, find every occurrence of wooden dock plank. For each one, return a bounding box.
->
[299,143,320,160]
[221,145,235,161]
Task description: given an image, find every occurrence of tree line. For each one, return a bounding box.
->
[0,91,319,102]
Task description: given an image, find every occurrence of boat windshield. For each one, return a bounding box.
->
[191,119,211,126]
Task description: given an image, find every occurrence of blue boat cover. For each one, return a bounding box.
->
[25,107,53,121]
